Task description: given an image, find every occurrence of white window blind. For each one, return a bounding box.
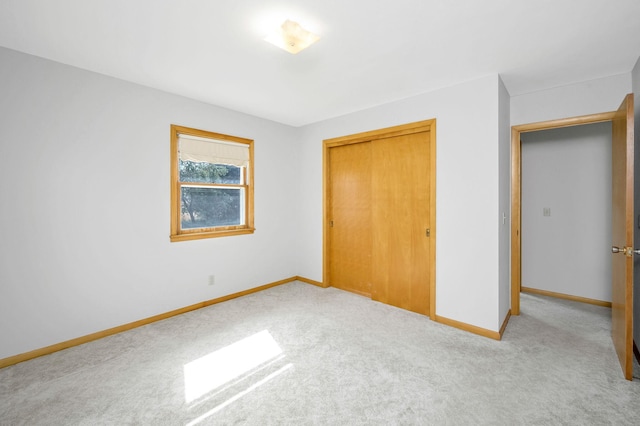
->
[178,134,249,167]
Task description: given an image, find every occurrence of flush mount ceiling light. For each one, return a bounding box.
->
[264,19,320,54]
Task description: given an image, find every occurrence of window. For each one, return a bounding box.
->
[170,125,254,241]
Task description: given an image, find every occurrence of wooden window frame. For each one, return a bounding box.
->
[170,124,255,242]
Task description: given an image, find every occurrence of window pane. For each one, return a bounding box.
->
[181,186,244,229]
[179,160,242,184]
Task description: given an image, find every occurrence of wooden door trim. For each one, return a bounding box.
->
[323,119,437,318]
[510,111,616,315]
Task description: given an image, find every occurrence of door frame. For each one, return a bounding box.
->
[323,119,437,318]
[510,111,616,315]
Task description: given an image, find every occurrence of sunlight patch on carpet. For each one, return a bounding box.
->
[183,330,283,403]
[186,363,293,426]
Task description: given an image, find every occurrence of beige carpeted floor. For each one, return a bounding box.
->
[1,281,640,425]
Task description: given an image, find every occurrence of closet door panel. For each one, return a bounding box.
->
[328,142,373,296]
[372,132,430,315]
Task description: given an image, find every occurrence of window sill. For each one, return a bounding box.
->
[170,227,255,242]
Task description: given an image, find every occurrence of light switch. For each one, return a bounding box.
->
[543,207,551,217]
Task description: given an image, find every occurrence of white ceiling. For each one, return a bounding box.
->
[1,0,639,127]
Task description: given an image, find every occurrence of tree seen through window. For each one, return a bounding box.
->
[179,160,243,229]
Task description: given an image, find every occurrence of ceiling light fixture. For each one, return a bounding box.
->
[264,19,320,54]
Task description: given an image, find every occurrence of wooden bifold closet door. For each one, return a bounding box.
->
[328,130,431,315]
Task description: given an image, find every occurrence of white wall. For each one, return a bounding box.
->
[498,78,511,324]
[511,74,632,126]
[632,56,640,347]
[0,47,300,360]
[296,75,505,332]
[521,123,612,301]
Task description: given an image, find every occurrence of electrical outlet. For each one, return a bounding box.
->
[208,275,215,286]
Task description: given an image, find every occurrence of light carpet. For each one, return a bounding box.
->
[1,281,640,425]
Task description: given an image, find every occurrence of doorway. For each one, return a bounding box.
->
[511,94,635,380]
[520,122,613,305]
[323,120,437,317]
[510,111,616,315]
